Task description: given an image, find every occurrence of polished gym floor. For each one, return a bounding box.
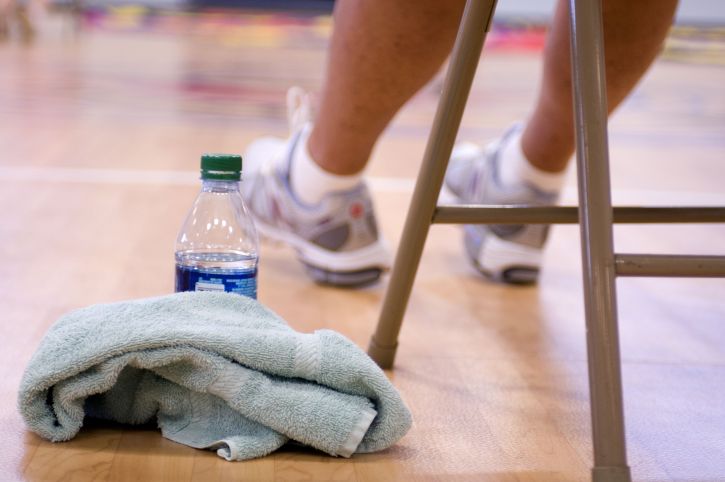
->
[1,8,724,482]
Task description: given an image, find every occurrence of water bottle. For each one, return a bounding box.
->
[175,153,260,299]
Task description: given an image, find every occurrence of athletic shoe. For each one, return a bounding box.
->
[444,127,558,284]
[242,89,390,287]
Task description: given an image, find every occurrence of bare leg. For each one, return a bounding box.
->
[522,0,679,173]
[309,0,677,176]
[308,0,466,176]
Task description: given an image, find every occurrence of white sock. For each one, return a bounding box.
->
[497,127,567,194]
[290,124,362,206]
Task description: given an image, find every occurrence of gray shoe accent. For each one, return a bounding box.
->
[312,224,350,251]
[303,263,383,288]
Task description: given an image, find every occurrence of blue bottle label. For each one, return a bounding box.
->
[175,264,257,299]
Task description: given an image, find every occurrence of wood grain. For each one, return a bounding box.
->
[1,9,724,482]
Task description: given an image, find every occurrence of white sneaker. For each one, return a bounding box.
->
[242,88,390,287]
[444,126,558,284]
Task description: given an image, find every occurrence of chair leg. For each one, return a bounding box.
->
[368,0,499,368]
[568,1,632,481]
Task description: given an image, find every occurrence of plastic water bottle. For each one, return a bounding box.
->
[175,153,260,299]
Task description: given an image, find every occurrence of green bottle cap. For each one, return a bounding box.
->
[200,153,242,181]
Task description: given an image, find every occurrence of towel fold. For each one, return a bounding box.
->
[18,292,412,460]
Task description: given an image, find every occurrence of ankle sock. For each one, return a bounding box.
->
[497,127,567,194]
[290,125,362,206]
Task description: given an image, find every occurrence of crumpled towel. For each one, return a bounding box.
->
[18,291,412,460]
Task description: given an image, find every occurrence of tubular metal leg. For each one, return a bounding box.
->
[569,1,631,481]
[370,0,634,480]
[367,0,498,369]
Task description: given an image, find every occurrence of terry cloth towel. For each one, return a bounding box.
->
[18,292,412,461]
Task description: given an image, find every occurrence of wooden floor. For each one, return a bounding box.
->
[1,9,725,482]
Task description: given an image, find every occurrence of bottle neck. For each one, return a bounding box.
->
[201,179,240,193]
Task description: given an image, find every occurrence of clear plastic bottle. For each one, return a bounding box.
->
[175,153,260,299]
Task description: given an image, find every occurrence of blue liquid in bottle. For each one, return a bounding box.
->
[175,252,257,299]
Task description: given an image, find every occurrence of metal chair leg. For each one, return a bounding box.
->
[370,0,634,480]
[568,0,631,481]
[367,0,498,369]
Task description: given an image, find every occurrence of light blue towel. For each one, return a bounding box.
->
[18,292,412,460]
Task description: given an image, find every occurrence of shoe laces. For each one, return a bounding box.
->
[286,86,313,134]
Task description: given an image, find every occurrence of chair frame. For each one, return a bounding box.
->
[367,1,725,481]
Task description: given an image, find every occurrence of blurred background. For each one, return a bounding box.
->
[2,1,725,481]
[3,0,725,42]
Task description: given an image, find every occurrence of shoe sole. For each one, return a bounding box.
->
[474,262,539,285]
[302,263,384,288]
[471,233,542,285]
[443,183,543,286]
[254,218,391,287]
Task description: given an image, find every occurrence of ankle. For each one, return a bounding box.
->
[498,125,567,194]
[290,125,363,205]
[519,117,574,174]
[307,122,374,176]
